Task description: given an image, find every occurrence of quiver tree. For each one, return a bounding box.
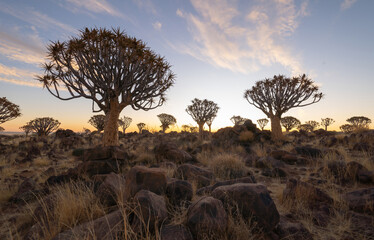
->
[340,124,354,133]
[244,74,323,140]
[157,113,176,133]
[0,126,4,132]
[305,120,319,131]
[0,97,21,124]
[20,124,33,138]
[37,27,175,146]
[137,123,146,133]
[321,118,335,131]
[230,115,247,126]
[88,115,106,132]
[257,118,269,131]
[281,116,300,132]
[298,123,314,132]
[206,115,216,133]
[346,116,371,130]
[118,116,132,133]
[186,98,219,135]
[28,117,60,137]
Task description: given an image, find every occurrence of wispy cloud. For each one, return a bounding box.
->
[152,21,162,30]
[65,0,125,18]
[175,0,309,75]
[132,0,157,15]
[0,64,42,88]
[340,0,358,10]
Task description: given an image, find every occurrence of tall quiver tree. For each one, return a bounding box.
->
[37,28,175,146]
[157,113,176,133]
[281,116,300,132]
[244,74,323,141]
[118,116,132,133]
[0,97,21,125]
[186,98,219,136]
[206,114,217,133]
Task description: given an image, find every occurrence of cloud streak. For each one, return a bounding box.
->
[175,0,309,75]
[340,0,358,10]
[66,0,125,18]
[0,64,42,88]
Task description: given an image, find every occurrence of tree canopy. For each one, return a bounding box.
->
[257,118,269,131]
[186,98,219,135]
[118,116,132,133]
[88,115,106,132]
[157,113,176,132]
[321,118,335,131]
[0,97,21,124]
[280,116,300,132]
[28,117,60,136]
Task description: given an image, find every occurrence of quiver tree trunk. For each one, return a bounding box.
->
[208,124,212,133]
[198,122,204,136]
[103,100,121,146]
[270,115,283,141]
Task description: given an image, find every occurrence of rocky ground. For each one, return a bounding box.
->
[0,123,373,240]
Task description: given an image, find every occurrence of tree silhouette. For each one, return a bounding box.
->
[281,116,301,132]
[257,118,269,131]
[157,113,176,133]
[346,116,371,130]
[181,125,190,132]
[20,124,33,138]
[340,124,354,133]
[37,27,175,146]
[137,123,146,133]
[230,116,247,126]
[0,97,21,124]
[118,116,132,133]
[206,115,217,133]
[321,118,335,131]
[0,126,4,132]
[244,74,323,140]
[88,115,106,132]
[298,123,313,132]
[186,98,219,135]
[28,117,60,137]
[305,120,319,131]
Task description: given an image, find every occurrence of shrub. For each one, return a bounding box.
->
[239,131,254,142]
[210,153,247,180]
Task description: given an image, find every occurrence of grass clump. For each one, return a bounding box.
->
[210,153,247,180]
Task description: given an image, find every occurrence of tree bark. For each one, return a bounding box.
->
[103,100,120,146]
[270,115,283,141]
[208,124,211,133]
[198,122,204,136]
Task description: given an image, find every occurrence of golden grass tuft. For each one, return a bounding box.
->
[210,153,247,180]
[238,130,254,142]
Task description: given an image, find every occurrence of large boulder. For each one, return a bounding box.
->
[293,146,322,158]
[270,150,308,165]
[196,176,256,195]
[160,224,193,240]
[346,161,374,184]
[125,166,167,199]
[132,190,168,233]
[154,142,195,164]
[344,187,374,215]
[275,215,313,240]
[166,179,193,206]
[186,196,228,238]
[175,164,214,188]
[211,183,279,232]
[10,178,41,204]
[96,173,126,206]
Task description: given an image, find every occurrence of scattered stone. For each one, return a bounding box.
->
[294,146,322,158]
[96,173,126,206]
[175,164,214,188]
[276,215,313,240]
[344,187,374,215]
[160,224,193,240]
[196,176,256,195]
[154,142,195,164]
[166,179,193,206]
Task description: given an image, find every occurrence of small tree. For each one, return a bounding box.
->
[230,116,247,126]
[0,97,21,124]
[321,118,335,131]
[340,124,354,133]
[346,116,371,130]
[298,123,313,132]
[181,125,190,132]
[88,115,106,132]
[118,116,132,133]
[281,116,301,132]
[28,117,60,137]
[137,123,146,133]
[257,118,269,131]
[186,98,219,135]
[305,120,320,131]
[206,115,217,133]
[189,126,198,133]
[157,113,176,133]
[20,124,33,138]
[244,74,323,140]
[37,27,175,146]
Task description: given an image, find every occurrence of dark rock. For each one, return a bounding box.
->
[160,224,193,240]
[344,187,374,215]
[276,215,313,240]
[255,156,285,169]
[10,178,38,204]
[294,146,322,158]
[82,146,129,162]
[166,179,193,206]
[261,167,288,178]
[175,164,214,188]
[196,176,257,195]
[96,173,126,206]
[154,142,195,164]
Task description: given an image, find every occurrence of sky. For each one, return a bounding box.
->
[0,0,373,133]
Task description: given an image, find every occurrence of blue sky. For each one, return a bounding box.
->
[0,0,373,132]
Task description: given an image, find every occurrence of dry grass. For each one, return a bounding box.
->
[238,131,254,142]
[32,156,51,167]
[209,153,247,180]
[251,144,267,157]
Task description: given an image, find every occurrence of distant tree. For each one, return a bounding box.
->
[230,116,247,126]
[244,74,323,140]
[321,118,335,131]
[346,116,371,130]
[186,98,219,135]
[257,118,269,131]
[0,126,4,132]
[298,123,314,132]
[189,126,198,133]
[28,117,60,137]
[118,116,132,133]
[340,124,354,133]
[137,123,146,133]
[281,116,301,132]
[37,27,175,146]
[157,113,176,133]
[88,115,106,132]
[83,128,91,135]
[305,120,320,131]
[0,97,21,124]
[206,115,217,133]
[20,124,33,138]
[181,125,190,132]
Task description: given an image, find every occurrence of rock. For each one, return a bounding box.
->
[52,209,123,240]
[186,196,228,238]
[346,161,374,184]
[132,190,168,233]
[175,164,214,188]
[125,166,167,199]
[344,187,374,215]
[96,173,126,206]
[82,146,129,162]
[255,156,285,169]
[196,176,256,195]
[45,168,78,186]
[10,178,38,204]
[276,215,313,240]
[294,146,322,158]
[211,183,279,232]
[166,179,193,206]
[261,167,288,178]
[154,142,195,164]
[160,224,193,240]
[349,212,374,239]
